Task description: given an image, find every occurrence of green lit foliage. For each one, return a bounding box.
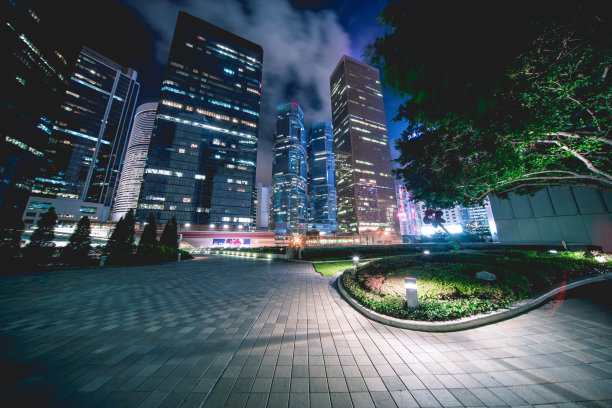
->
[62,216,92,264]
[342,250,610,321]
[368,0,611,206]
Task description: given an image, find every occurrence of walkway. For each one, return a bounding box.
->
[0,257,610,407]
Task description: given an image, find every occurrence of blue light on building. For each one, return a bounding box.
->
[308,122,337,233]
[271,103,307,234]
[136,12,263,226]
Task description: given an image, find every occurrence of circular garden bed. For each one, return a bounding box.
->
[341,250,610,322]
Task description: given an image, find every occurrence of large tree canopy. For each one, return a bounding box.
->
[368,0,611,207]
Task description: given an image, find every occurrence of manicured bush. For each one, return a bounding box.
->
[341,250,610,322]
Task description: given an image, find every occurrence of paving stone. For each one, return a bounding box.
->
[0,258,610,408]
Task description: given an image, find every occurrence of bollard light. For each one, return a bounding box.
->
[549,249,558,254]
[405,277,419,308]
[423,250,430,255]
[353,255,360,266]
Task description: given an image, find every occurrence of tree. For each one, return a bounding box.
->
[368,0,611,207]
[159,216,178,249]
[138,213,158,251]
[26,207,58,263]
[63,216,92,264]
[105,209,136,256]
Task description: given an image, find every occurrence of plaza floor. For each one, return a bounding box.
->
[0,256,611,407]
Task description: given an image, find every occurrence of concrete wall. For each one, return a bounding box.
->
[489,187,612,252]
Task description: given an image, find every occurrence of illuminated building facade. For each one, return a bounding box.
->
[136,12,263,226]
[255,182,270,229]
[110,102,157,221]
[460,201,493,237]
[0,0,76,220]
[329,55,399,239]
[307,122,337,233]
[396,187,420,237]
[36,46,140,207]
[270,103,307,234]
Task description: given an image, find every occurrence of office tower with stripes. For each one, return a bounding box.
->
[111,102,157,221]
[270,103,307,234]
[136,12,263,226]
[329,55,399,239]
[307,121,337,233]
[37,46,140,207]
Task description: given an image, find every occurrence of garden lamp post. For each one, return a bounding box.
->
[405,277,419,308]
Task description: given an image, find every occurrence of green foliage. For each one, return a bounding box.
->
[62,216,92,265]
[368,0,611,206]
[26,207,58,264]
[105,209,136,256]
[138,213,158,251]
[159,216,178,249]
[313,261,357,277]
[342,249,610,321]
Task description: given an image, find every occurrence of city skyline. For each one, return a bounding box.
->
[24,0,408,187]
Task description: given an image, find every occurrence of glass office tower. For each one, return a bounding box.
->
[36,46,140,207]
[307,122,337,233]
[0,0,76,220]
[330,55,399,239]
[111,102,157,221]
[137,12,263,226]
[270,103,307,234]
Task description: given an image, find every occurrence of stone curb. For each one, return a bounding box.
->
[336,271,612,332]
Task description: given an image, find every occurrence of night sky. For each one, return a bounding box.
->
[36,0,406,186]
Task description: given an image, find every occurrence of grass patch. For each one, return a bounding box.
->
[313,261,356,277]
[341,250,610,322]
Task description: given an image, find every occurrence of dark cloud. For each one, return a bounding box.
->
[129,0,351,185]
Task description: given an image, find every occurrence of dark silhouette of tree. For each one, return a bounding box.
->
[26,207,58,263]
[159,216,178,249]
[368,0,611,206]
[63,216,92,264]
[124,209,136,248]
[105,209,135,256]
[138,213,158,251]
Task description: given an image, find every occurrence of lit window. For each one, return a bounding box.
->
[178,148,185,154]
[183,197,191,203]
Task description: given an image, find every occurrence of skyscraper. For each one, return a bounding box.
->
[307,122,337,233]
[0,0,76,220]
[255,182,270,230]
[35,46,140,207]
[136,11,263,226]
[270,103,307,234]
[111,102,157,221]
[329,55,399,239]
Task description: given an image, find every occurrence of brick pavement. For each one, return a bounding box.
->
[0,256,611,407]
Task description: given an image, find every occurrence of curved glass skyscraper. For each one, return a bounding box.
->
[271,103,307,234]
[111,102,157,221]
[308,122,337,233]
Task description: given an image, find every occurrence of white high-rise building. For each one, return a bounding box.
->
[110,102,157,221]
[255,182,270,229]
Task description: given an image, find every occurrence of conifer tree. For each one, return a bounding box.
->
[138,213,158,251]
[159,216,178,249]
[27,207,58,263]
[63,216,91,263]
